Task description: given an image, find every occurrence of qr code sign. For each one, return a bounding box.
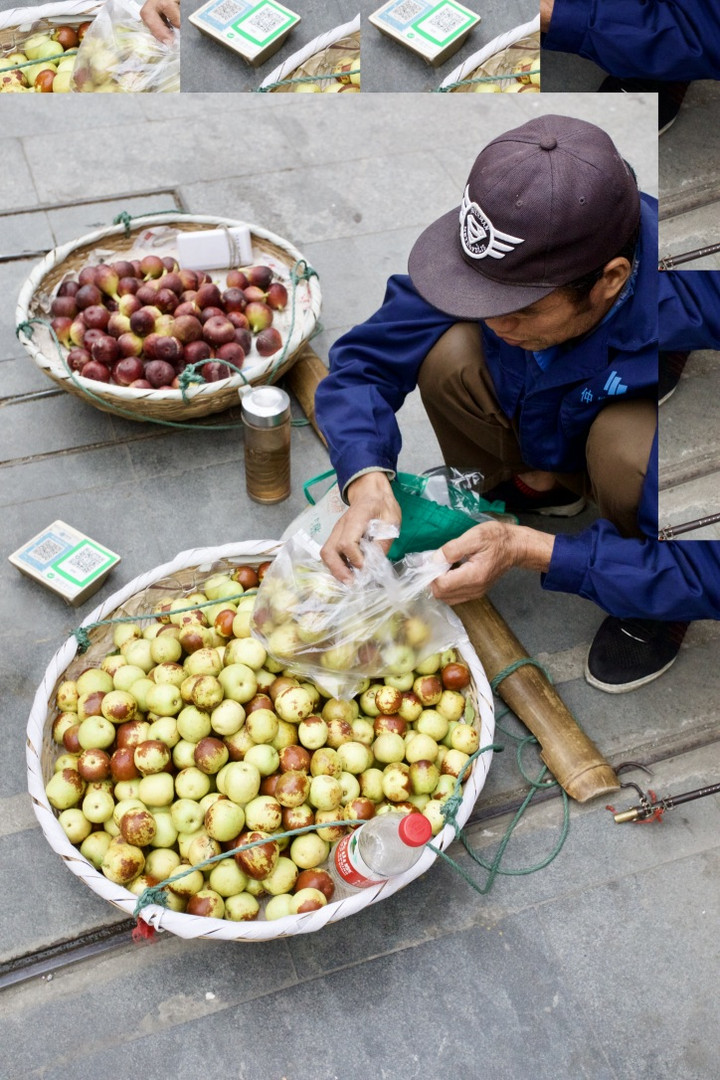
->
[59,544,109,580]
[29,538,65,566]
[390,0,425,24]
[210,0,244,22]
[243,5,289,37]
[421,5,469,37]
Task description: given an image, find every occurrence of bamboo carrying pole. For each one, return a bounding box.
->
[284,345,329,446]
[454,597,619,802]
[284,351,619,802]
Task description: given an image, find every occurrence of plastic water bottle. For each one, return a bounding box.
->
[329,811,433,897]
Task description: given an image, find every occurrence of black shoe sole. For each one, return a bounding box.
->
[584,652,679,693]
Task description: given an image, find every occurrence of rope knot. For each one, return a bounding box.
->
[133,884,170,917]
[74,627,92,654]
[113,211,134,235]
[291,259,318,285]
[439,793,464,829]
[16,320,35,340]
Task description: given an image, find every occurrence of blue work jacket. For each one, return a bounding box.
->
[542,0,720,81]
[546,270,720,619]
[316,195,658,497]
[545,431,720,620]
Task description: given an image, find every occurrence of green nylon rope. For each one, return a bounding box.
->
[435,68,540,93]
[255,68,360,93]
[72,588,257,652]
[427,703,570,895]
[0,49,78,76]
[133,719,568,917]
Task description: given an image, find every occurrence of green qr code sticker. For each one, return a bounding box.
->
[413,1,474,45]
[232,1,294,44]
[53,541,116,587]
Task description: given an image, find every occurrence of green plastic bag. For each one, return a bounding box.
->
[298,469,509,560]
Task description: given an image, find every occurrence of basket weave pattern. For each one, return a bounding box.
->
[27,542,495,941]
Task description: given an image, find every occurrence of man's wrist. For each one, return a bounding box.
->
[344,469,394,504]
[510,524,556,573]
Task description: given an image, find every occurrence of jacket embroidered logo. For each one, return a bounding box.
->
[459,186,525,261]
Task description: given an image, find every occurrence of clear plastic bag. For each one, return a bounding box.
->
[250,523,460,699]
[72,0,179,92]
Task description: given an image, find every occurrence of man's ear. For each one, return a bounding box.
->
[594,257,632,303]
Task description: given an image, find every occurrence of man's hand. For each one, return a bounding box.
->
[140,0,180,43]
[540,0,554,33]
[431,520,555,605]
[320,472,401,583]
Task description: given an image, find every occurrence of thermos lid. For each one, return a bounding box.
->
[241,386,291,427]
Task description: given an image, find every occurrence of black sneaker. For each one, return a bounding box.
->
[481,475,586,517]
[585,617,689,693]
[659,350,690,404]
[598,77,690,135]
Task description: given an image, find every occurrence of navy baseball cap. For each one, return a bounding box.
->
[408,114,641,319]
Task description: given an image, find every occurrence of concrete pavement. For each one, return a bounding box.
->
[2,91,720,1080]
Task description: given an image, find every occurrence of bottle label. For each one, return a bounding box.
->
[334,832,385,888]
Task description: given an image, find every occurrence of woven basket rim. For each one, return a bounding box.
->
[439,15,540,89]
[27,540,495,941]
[259,13,361,89]
[15,214,322,419]
[0,0,103,32]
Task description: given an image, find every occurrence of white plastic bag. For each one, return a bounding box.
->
[72,0,179,92]
[250,523,459,699]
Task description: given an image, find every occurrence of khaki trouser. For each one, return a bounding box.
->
[416,322,657,539]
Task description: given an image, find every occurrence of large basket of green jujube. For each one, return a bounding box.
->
[27,540,495,941]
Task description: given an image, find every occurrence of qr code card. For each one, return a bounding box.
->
[9,521,120,605]
[189,0,300,62]
[370,0,480,62]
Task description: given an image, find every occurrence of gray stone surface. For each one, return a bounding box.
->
[180,0,359,92]
[1,91,719,1080]
[658,351,720,536]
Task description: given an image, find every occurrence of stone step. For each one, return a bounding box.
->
[659,352,720,489]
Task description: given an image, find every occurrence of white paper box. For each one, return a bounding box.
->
[176,225,254,271]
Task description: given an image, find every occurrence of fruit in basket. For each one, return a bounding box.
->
[51,69,74,93]
[24,33,60,61]
[44,561,480,921]
[53,26,80,50]
[255,327,283,357]
[0,69,28,91]
[34,68,56,92]
[49,257,289,387]
[512,55,540,86]
[332,56,360,86]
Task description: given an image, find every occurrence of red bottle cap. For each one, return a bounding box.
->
[398,812,432,847]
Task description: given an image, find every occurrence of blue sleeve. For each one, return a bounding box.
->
[542,430,720,621]
[543,526,720,621]
[659,270,720,350]
[543,0,720,81]
[315,275,456,495]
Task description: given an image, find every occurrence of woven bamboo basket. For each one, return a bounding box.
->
[27,541,495,941]
[259,15,360,92]
[438,15,540,92]
[0,0,102,48]
[16,214,322,422]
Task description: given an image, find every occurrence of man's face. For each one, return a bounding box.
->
[482,285,611,352]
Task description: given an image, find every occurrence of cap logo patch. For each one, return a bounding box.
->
[459,186,525,261]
